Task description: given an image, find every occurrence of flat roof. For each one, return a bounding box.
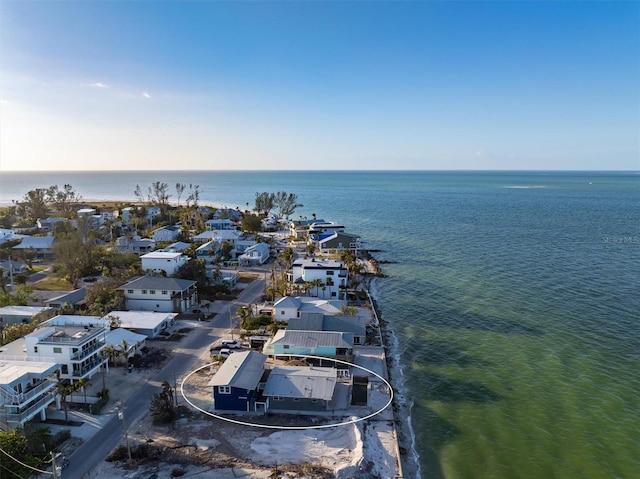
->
[102,310,177,330]
[141,251,185,259]
[0,357,59,386]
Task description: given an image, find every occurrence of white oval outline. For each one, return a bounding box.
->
[180,353,394,430]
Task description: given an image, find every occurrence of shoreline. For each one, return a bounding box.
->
[364,269,422,479]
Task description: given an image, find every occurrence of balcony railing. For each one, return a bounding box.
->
[71,341,106,361]
[5,394,56,426]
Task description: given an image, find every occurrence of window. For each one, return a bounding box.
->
[142,290,147,294]
[53,347,62,354]
[326,270,334,275]
[311,399,318,403]
[284,344,290,349]
[34,346,38,353]
[61,365,68,374]
[273,396,284,401]
[280,310,285,315]
[218,386,231,394]
[162,290,168,295]
[331,292,336,297]
[150,290,156,294]
[293,398,300,402]
[127,289,133,294]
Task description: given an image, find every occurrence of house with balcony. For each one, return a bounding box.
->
[315,231,362,255]
[288,259,348,300]
[263,329,354,363]
[152,225,180,242]
[140,251,189,276]
[24,315,108,383]
[0,355,60,430]
[117,275,197,313]
[238,242,270,266]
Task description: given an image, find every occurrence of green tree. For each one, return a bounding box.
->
[175,183,186,206]
[53,231,91,288]
[254,192,274,216]
[0,429,40,477]
[18,188,48,223]
[241,213,262,233]
[56,380,77,424]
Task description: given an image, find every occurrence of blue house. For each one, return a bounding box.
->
[264,330,354,361]
[209,351,267,411]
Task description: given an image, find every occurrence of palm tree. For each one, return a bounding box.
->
[103,344,119,367]
[76,378,90,407]
[56,381,75,424]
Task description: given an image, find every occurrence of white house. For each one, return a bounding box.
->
[192,229,242,245]
[104,311,176,339]
[114,235,156,254]
[272,297,344,322]
[25,315,108,383]
[140,251,189,276]
[289,259,348,300]
[117,275,198,313]
[238,243,270,266]
[152,225,180,242]
[0,355,60,430]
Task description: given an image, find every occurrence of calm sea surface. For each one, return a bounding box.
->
[1,170,639,479]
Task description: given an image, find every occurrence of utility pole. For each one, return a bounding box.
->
[50,451,61,479]
[116,401,132,462]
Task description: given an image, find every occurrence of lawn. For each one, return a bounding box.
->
[32,276,73,291]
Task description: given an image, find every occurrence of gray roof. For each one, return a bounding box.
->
[12,236,56,249]
[263,365,336,400]
[118,275,197,292]
[209,351,267,389]
[44,288,87,306]
[272,330,354,349]
[290,312,367,336]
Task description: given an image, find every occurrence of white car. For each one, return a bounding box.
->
[221,339,243,349]
[218,348,235,358]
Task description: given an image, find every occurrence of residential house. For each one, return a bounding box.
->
[192,229,242,245]
[12,236,57,259]
[315,232,362,255]
[307,222,345,236]
[206,218,234,230]
[114,235,156,254]
[37,217,68,232]
[209,350,267,411]
[105,328,147,361]
[44,289,88,311]
[25,315,108,383]
[238,243,270,266]
[101,311,176,339]
[140,251,189,276]
[161,241,191,253]
[0,306,52,326]
[152,225,180,242]
[117,275,197,313]
[272,297,344,322]
[0,356,60,430]
[118,207,135,225]
[0,229,26,246]
[262,365,337,412]
[263,329,354,362]
[0,260,29,276]
[288,311,367,346]
[288,218,325,240]
[288,259,348,300]
[195,240,218,264]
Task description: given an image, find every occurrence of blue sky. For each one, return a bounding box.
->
[1,1,638,171]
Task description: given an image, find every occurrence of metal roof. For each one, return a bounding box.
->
[208,351,267,389]
[117,275,197,291]
[262,365,336,400]
[271,330,354,349]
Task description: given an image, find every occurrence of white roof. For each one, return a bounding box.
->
[263,365,336,400]
[0,306,51,317]
[106,328,147,350]
[141,251,185,260]
[0,357,59,386]
[102,311,176,330]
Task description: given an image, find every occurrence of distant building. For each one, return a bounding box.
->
[118,275,197,313]
[101,311,176,339]
[140,251,189,276]
[288,259,348,300]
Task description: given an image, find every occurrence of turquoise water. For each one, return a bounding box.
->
[1,170,638,478]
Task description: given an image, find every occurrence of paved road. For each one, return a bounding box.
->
[66,276,266,479]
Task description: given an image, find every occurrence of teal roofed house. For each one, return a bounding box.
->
[264,329,354,363]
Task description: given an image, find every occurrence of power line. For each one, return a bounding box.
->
[0,446,53,476]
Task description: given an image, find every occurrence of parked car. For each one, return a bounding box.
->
[221,339,243,349]
[218,348,234,358]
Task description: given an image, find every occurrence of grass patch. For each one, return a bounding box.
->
[32,276,73,291]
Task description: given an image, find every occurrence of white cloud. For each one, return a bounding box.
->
[89,82,109,88]
[142,92,151,99]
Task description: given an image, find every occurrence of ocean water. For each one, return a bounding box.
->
[1,170,639,478]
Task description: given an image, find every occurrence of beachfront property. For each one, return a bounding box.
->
[151,225,180,242]
[272,296,344,321]
[288,259,348,300]
[117,275,197,313]
[209,350,267,412]
[0,355,60,430]
[238,242,270,266]
[262,365,337,412]
[0,306,52,326]
[288,311,367,346]
[100,310,176,339]
[25,315,108,382]
[263,329,354,362]
[140,251,189,276]
[314,231,362,255]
